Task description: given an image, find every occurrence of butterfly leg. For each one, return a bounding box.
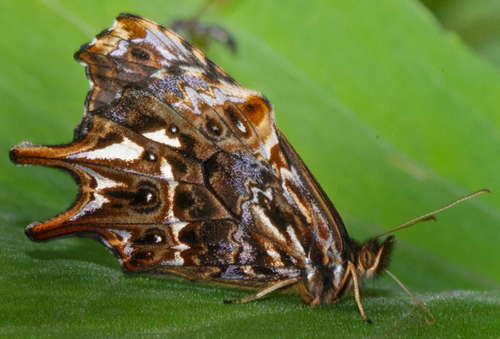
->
[347,261,372,324]
[224,278,300,304]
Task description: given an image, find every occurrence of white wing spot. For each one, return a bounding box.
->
[265,247,284,267]
[132,30,188,63]
[259,124,278,160]
[109,229,132,242]
[166,181,179,222]
[199,87,228,106]
[123,244,134,257]
[184,87,203,114]
[109,40,130,57]
[160,252,184,266]
[171,222,188,240]
[69,137,144,162]
[287,226,307,258]
[143,129,181,148]
[236,120,247,133]
[160,158,174,179]
[171,243,189,251]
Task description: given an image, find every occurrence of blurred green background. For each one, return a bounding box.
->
[422,0,500,69]
[1,0,499,337]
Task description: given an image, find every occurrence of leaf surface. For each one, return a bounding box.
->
[1,0,499,336]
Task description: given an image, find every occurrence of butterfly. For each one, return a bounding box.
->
[10,13,487,324]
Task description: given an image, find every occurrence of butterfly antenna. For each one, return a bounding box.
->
[386,270,435,325]
[371,189,490,241]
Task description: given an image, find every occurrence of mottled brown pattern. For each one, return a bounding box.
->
[11,14,399,323]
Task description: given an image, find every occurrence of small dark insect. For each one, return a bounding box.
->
[171,19,236,53]
[170,0,236,52]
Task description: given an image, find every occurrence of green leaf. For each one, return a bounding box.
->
[1,0,499,337]
[421,0,500,69]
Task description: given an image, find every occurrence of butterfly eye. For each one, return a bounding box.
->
[359,248,375,269]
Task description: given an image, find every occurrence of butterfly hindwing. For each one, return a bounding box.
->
[11,14,346,286]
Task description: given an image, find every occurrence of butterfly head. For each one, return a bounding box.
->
[354,235,394,281]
